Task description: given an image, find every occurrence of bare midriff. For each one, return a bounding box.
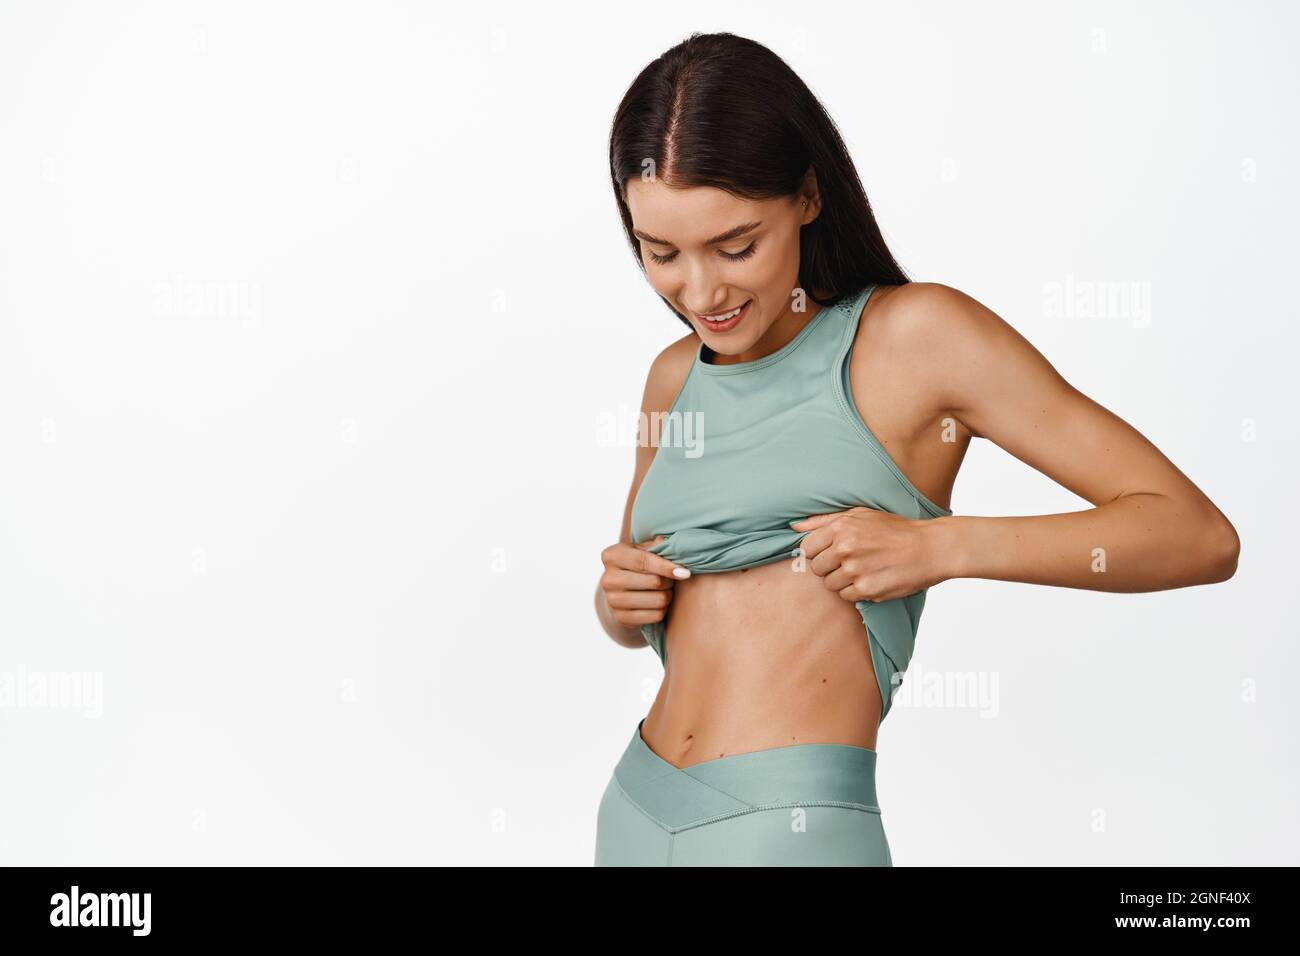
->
[640,555,882,770]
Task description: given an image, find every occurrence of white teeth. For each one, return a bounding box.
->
[703,303,744,322]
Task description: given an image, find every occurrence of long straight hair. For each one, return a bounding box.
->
[609,31,911,331]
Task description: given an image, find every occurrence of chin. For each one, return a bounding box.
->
[703,337,751,355]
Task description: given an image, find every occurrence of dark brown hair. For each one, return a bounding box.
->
[609,31,911,330]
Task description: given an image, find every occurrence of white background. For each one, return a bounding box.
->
[0,1,1295,865]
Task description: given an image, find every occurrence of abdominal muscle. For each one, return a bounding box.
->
[639,556,883,770]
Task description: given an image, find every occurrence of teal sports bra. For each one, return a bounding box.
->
[629,283,953,724]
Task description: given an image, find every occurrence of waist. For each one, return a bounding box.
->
[644,560,883,762]
[616,717,881,830]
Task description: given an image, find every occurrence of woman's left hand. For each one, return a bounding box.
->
[789,507,952,602]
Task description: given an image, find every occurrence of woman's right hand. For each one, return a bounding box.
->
[599,535,692,628]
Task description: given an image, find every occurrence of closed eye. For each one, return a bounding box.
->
[647,242,758,266]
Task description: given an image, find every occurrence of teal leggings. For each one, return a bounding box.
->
[595,719,892,866]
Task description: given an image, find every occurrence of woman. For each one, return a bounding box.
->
[592,32,1239,866]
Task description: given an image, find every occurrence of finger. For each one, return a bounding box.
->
[626,539,691,580]
[789,512,838,530]
[606,589,673,610]
[615,609,668,625]
[820,564,855,593]
[604,567,676,591]
[837,582,866,603]
[809,545,844,579]
[796,524,835,563]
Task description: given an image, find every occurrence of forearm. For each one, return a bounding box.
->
[594,582,650,649]
[935,493,1238,592]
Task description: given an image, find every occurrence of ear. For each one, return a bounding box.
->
[797,165,821,224]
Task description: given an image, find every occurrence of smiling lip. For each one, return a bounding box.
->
[696,299,752,333]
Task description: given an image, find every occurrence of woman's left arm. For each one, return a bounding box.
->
[923,283,1240,592]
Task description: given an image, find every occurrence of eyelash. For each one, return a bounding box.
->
[647,242,758,266]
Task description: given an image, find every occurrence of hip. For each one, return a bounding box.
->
[594,717,892,867]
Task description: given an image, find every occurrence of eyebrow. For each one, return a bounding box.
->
[632,220,762,247]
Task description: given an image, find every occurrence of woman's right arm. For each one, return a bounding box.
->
[594,333,697,649]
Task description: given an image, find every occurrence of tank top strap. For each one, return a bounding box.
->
[827,284,878,375]
[759,284,880,379]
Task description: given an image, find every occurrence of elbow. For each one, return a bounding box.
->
[1199,516,1240,584]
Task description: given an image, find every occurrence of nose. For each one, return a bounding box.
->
[676,260,730,318]
[683,287,733,318]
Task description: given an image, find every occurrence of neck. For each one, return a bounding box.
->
[707,298,825,366]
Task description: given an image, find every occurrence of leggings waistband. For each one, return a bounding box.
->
[614,718,881,833]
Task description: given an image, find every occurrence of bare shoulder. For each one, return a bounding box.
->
[864,282,1006,351]
[642,329,699,413]
[865,281,1072,431]
[866,282,1049,374]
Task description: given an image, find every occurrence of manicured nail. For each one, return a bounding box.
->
[673,567,690,579]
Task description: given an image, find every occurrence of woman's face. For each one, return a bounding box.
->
[625,177,821,363]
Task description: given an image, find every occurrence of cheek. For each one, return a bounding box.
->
[744,240,788,277]
[735,256,782,299]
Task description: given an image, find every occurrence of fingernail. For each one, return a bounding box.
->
[673,567,690,579]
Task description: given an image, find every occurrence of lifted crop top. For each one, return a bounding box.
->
[629,283,953,724]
